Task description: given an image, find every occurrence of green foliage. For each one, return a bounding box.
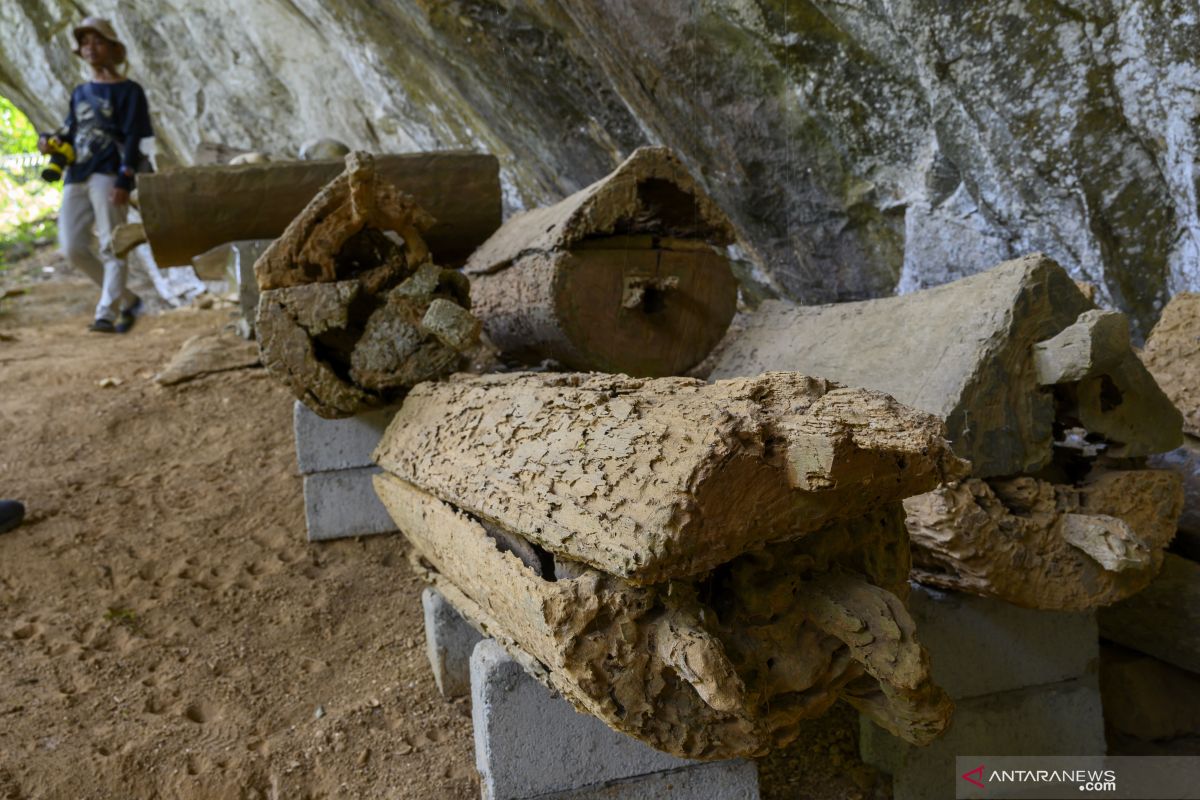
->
[0,170,60,269]
[0,96,38,156]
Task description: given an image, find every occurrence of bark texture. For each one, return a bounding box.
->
[465,148,738,376]
[903,471,1183,611]
[140,152,500,268]
[375,473,952,759]
[374,371,965,584]
[255,153,490,418]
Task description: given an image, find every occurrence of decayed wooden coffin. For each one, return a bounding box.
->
[255,152,492,419]
[140,151,501,268]
[374,371,967,758]
[465,147,739,378]
[709,254,1184,610]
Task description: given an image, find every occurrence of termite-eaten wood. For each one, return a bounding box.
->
[372,370,964,756]
[708,254,1184,609]
[904,471,1183,610]
[1141,292,1200,552]
[375,474,952,759]
[373,371,966,584]
[255,152,492,419]
[464,147,739,377]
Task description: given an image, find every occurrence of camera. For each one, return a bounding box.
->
[40,136,75,182]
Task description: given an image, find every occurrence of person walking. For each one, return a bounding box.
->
[39,17,153,334]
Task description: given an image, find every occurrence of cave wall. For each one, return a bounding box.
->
[1,0,1197,333]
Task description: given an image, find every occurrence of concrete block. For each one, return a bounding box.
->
[546,760,759,799]
[470,639,758,800]
[230,239,272,339]
[422,587,483,698]
[293,401,398,474]
[909,582,1098,699]
[861,676,1106,800]
[303,466,396,541]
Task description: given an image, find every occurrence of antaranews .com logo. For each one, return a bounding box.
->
[962,764,1117,793]
[955,756,1200,799]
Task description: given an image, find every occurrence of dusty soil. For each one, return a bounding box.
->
[0,248,883,800]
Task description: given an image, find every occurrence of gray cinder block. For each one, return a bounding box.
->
[422,587,484,698]
[909,583,1098,699]
[293,401,399,474]
[469,639,759,800]
[861,676,1105,800]
[547,760,760,799]
[303,466,396,541]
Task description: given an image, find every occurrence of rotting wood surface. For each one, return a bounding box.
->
[375,474,952,759]
[465,148,739,377]
[904,471,1183,610]
[140,151,501,268]
[374,370,966,584]
[709,253,1184,609]
[255,152,490,418]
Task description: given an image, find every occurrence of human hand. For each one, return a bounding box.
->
[110,187,130,206]
[37,135,52,155]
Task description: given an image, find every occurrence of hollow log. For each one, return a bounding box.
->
[709,254,1183,478]
[465,148,739,377]
[375,473,952,758]
[709,254,1184,609]
[374,371,965,584]
[903,470,1183,610]
[255,153,490,418]
[139,151,501,268]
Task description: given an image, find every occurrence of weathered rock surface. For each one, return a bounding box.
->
[904,471,1184,611]
[255,153,489,418]
[711,254,1182,478]
[374,370,965,584]
[466,147,739,376]
[375,473,951,758]
[1142,292,1200,438]
[4,2,1198,333]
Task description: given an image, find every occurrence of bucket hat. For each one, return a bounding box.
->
[72,17,127,64]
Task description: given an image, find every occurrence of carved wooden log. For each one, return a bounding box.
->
[709,254,1182,477]
[140,151,501,268]
[710,254,1185,609]
[903,471,1183,610]
[374,371,966,584]
[465,148,739,377]
[375,474,952,758]
[255,153,490,418]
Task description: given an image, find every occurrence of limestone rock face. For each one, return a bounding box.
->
[3,2,1198,333]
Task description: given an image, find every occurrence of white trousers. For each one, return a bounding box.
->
[59,173,136,322]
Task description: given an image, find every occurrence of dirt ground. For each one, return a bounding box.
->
[0,248,884,800]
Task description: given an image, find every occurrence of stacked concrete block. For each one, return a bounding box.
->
[295,401,398,541]
[860,584,1105,800]
[422,587,483,698]
[469,639,760,800]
